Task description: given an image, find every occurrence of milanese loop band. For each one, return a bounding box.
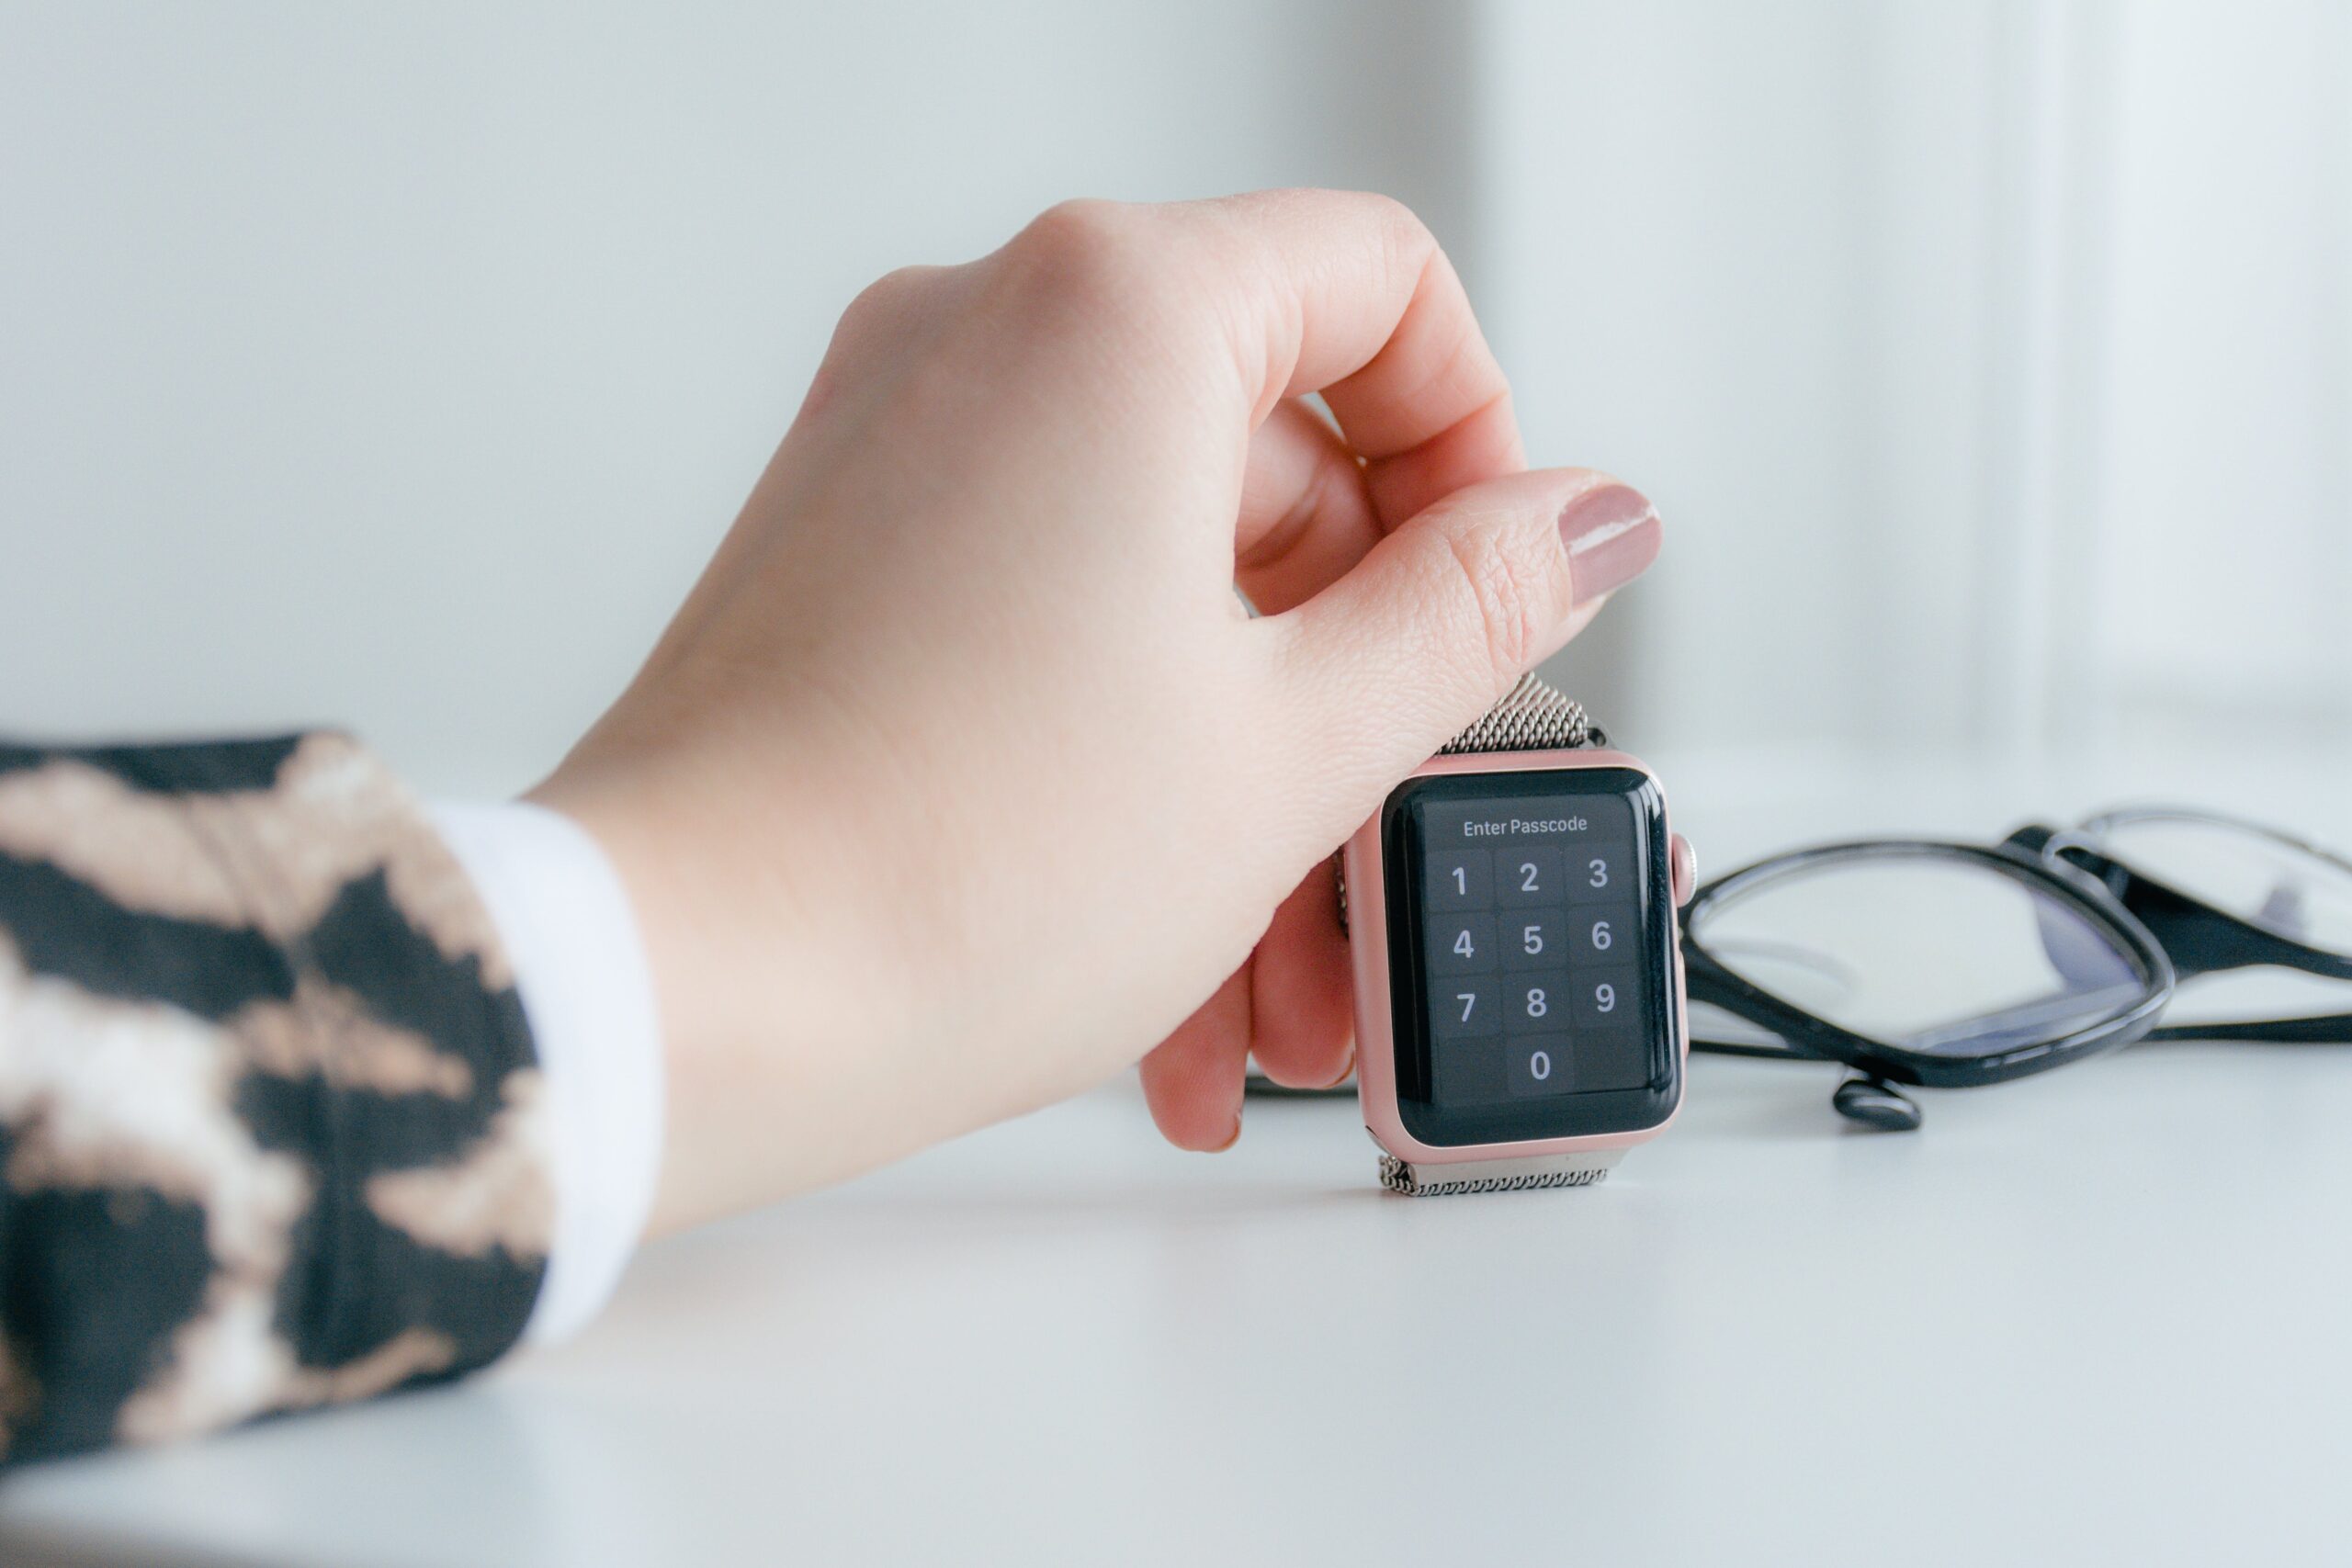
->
[1378,1151,1622,1196]
[1438,671,1606,755]
[1379,671,1614,1196]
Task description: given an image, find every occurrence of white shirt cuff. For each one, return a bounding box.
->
[428,800,664,1345]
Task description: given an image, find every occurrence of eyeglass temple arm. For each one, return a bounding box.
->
[2005,827,2352,984]
[1680,942,1843,1062]
[2146,1013,2352,1044]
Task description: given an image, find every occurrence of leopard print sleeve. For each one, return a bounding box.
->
[0,732,551,1466]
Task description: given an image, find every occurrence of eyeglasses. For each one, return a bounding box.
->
[1682,806,2352,1129]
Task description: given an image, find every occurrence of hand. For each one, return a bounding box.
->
[531,190,1662,1233]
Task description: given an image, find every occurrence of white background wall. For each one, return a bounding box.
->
[1478,0,2352,761]
[3,1,2346,796]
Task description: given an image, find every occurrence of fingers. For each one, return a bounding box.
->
[1003,193,1526,529]
[1234,391,1532,617]
[985,194,1530,618]
[1190,191,1527,522]
[1260,467,1661,838]
[1139,867,1353,1150]
[1244,860,1355,1089]
[1196,191,1532,619]
[1360,384,1525,535]
[1139,968,1249,1151]
[1234,400,1384,614]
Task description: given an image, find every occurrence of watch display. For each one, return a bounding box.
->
[1382,766,1679,1146]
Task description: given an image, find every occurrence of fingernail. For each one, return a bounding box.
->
[1558,483,1661,604]
[1210,1113,1242,1153]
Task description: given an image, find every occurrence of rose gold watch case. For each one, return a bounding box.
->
[1346,748,1690,1168]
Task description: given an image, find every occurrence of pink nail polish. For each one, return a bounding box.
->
[1558,483,1661,604]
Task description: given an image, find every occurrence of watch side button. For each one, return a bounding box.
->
[1670,833,1697,907]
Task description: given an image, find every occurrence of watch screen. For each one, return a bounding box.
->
[1382,766,1679,1145]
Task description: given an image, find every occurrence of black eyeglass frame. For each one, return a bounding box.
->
[1684,807,2352,1112]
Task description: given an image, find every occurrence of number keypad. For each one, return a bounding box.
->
[1411,789,1656,1109]
[1419,841,1643,1099]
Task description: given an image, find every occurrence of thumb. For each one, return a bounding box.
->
[1258,467,1660,832]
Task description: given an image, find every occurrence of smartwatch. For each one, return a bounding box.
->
[1343,673,1697,1194]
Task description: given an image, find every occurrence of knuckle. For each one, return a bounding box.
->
[1009,199,1145,278]
[997,199,1170,321]
[832,265,937,346]
[851,265,930,312]
[1019,197,1131,251]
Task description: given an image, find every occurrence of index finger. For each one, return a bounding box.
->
[1177,188,1528,527]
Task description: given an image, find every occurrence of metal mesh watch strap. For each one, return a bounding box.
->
[1377,672,1614,1195]
[1377,1150,1622,1196]
[1437,671,1606,755]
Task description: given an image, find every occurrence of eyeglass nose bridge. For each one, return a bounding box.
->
[1996,821,2109,883]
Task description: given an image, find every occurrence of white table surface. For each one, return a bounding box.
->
[5,743,2350,1567]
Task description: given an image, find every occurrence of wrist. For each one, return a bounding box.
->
[526,753,948,1234]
